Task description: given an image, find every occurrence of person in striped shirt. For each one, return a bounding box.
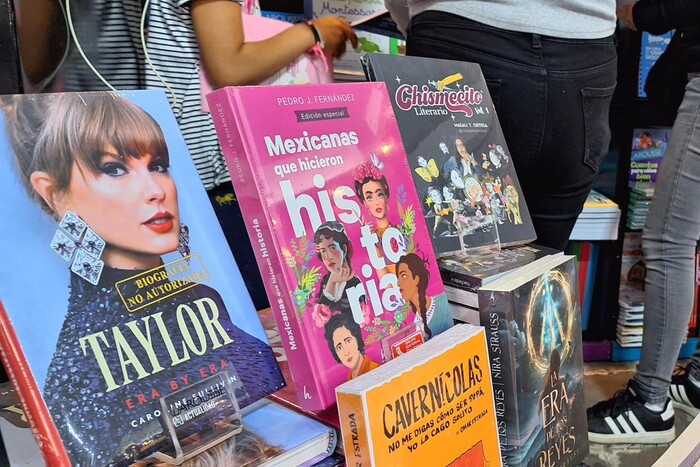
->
[17,0,357,311]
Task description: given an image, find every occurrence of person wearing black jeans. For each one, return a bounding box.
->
[385,1,618,250]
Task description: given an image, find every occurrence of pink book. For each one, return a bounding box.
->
[208,83,453,411]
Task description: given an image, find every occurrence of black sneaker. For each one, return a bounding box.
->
[669,365,700,417]
[587,380,675,444]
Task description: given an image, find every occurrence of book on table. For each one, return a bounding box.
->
[0,91,285,466]
[207,82,454,412]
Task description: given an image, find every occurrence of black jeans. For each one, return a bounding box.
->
[408,11,618,250]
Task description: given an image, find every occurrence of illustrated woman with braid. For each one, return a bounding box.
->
[396,253,452,340]
[0,93,283,466]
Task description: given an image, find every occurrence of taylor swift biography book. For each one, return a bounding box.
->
[478,255,588,466]
[0,90,285,466]
[363,54,536,254]
[208,82,453,411]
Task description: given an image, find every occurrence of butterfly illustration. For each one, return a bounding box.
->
[370,151,384,170]
[415,157,439,182]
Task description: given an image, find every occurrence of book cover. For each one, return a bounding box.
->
[207,82,453,412]
[0,91,285,466]
[638,31,674,99]
[257,308,343,434]
[439,243,560,293]
[478,255,588,466]
[582,189,620,213]
[362,53,536,253]
[243,398,337,467]
[0,380,337,467]
[335,323,501,466]
[629,128,670,188]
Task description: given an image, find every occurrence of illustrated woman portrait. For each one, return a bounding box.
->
[324,312,379,380]
[0,93,284,466]
[396,253,452,340]
[314,221,363,314]
[353,157,395,276]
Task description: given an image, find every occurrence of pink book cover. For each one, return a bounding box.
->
[208,82,453,411]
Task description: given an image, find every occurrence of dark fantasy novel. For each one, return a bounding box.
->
[478,255,588,466]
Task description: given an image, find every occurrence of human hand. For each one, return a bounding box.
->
[312,17,359,58]
[329,264,353,284]
[617,1,638,31]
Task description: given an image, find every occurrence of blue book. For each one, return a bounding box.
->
[0,90,285,466]
[638,31,674,98]
[244,399,337,466]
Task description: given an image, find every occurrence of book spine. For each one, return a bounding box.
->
[336,392,373,466]
[443,284,479,310]
[0,303,71,466]
[208,89,327,411]
[439,267,482,293]
[478,290,518,467]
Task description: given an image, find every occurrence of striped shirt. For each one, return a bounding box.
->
[62,0,237,190]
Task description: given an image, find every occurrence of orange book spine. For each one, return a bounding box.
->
[0,302,70,466]
[337,392,373,466]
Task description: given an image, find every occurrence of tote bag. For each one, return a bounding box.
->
[200,0,333,112]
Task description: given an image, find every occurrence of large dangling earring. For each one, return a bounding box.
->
[50,211,105,285]
[178,222,190,259]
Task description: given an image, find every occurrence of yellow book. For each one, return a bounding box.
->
[336,324,500,466]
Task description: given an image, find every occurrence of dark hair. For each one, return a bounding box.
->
[0,93,169,217]
[314,221,353,266]
[324,312,365,364]
[396,253,432,339]
[354,175,390,203]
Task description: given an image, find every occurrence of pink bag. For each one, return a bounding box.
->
[200,0,333,112]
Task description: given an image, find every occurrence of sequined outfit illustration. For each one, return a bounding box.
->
[43,268,283,466]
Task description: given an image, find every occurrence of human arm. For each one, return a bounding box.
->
[191,0,357,87]
[15,0,68,86]
[384,0,410,37]
[618,0,700,34]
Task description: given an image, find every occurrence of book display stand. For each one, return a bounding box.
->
[146,371,244,466]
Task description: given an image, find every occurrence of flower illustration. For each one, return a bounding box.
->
[294,290,308,305]
[312,303,332,328]
[360,300,372,327]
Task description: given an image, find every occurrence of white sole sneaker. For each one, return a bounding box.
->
[672,400,700,417]
[588,426,676,445]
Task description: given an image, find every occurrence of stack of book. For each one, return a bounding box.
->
[627,184,655,230]
[440,243,561,323]
[569,189,621,241]
[617,287,645,348]
[625,128,670,230]
[362,53,589,466]
[613,233,698,361]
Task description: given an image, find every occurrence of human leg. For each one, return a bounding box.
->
[406,12,616,250]
[587,76,700,443]
[634,76,700,404]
